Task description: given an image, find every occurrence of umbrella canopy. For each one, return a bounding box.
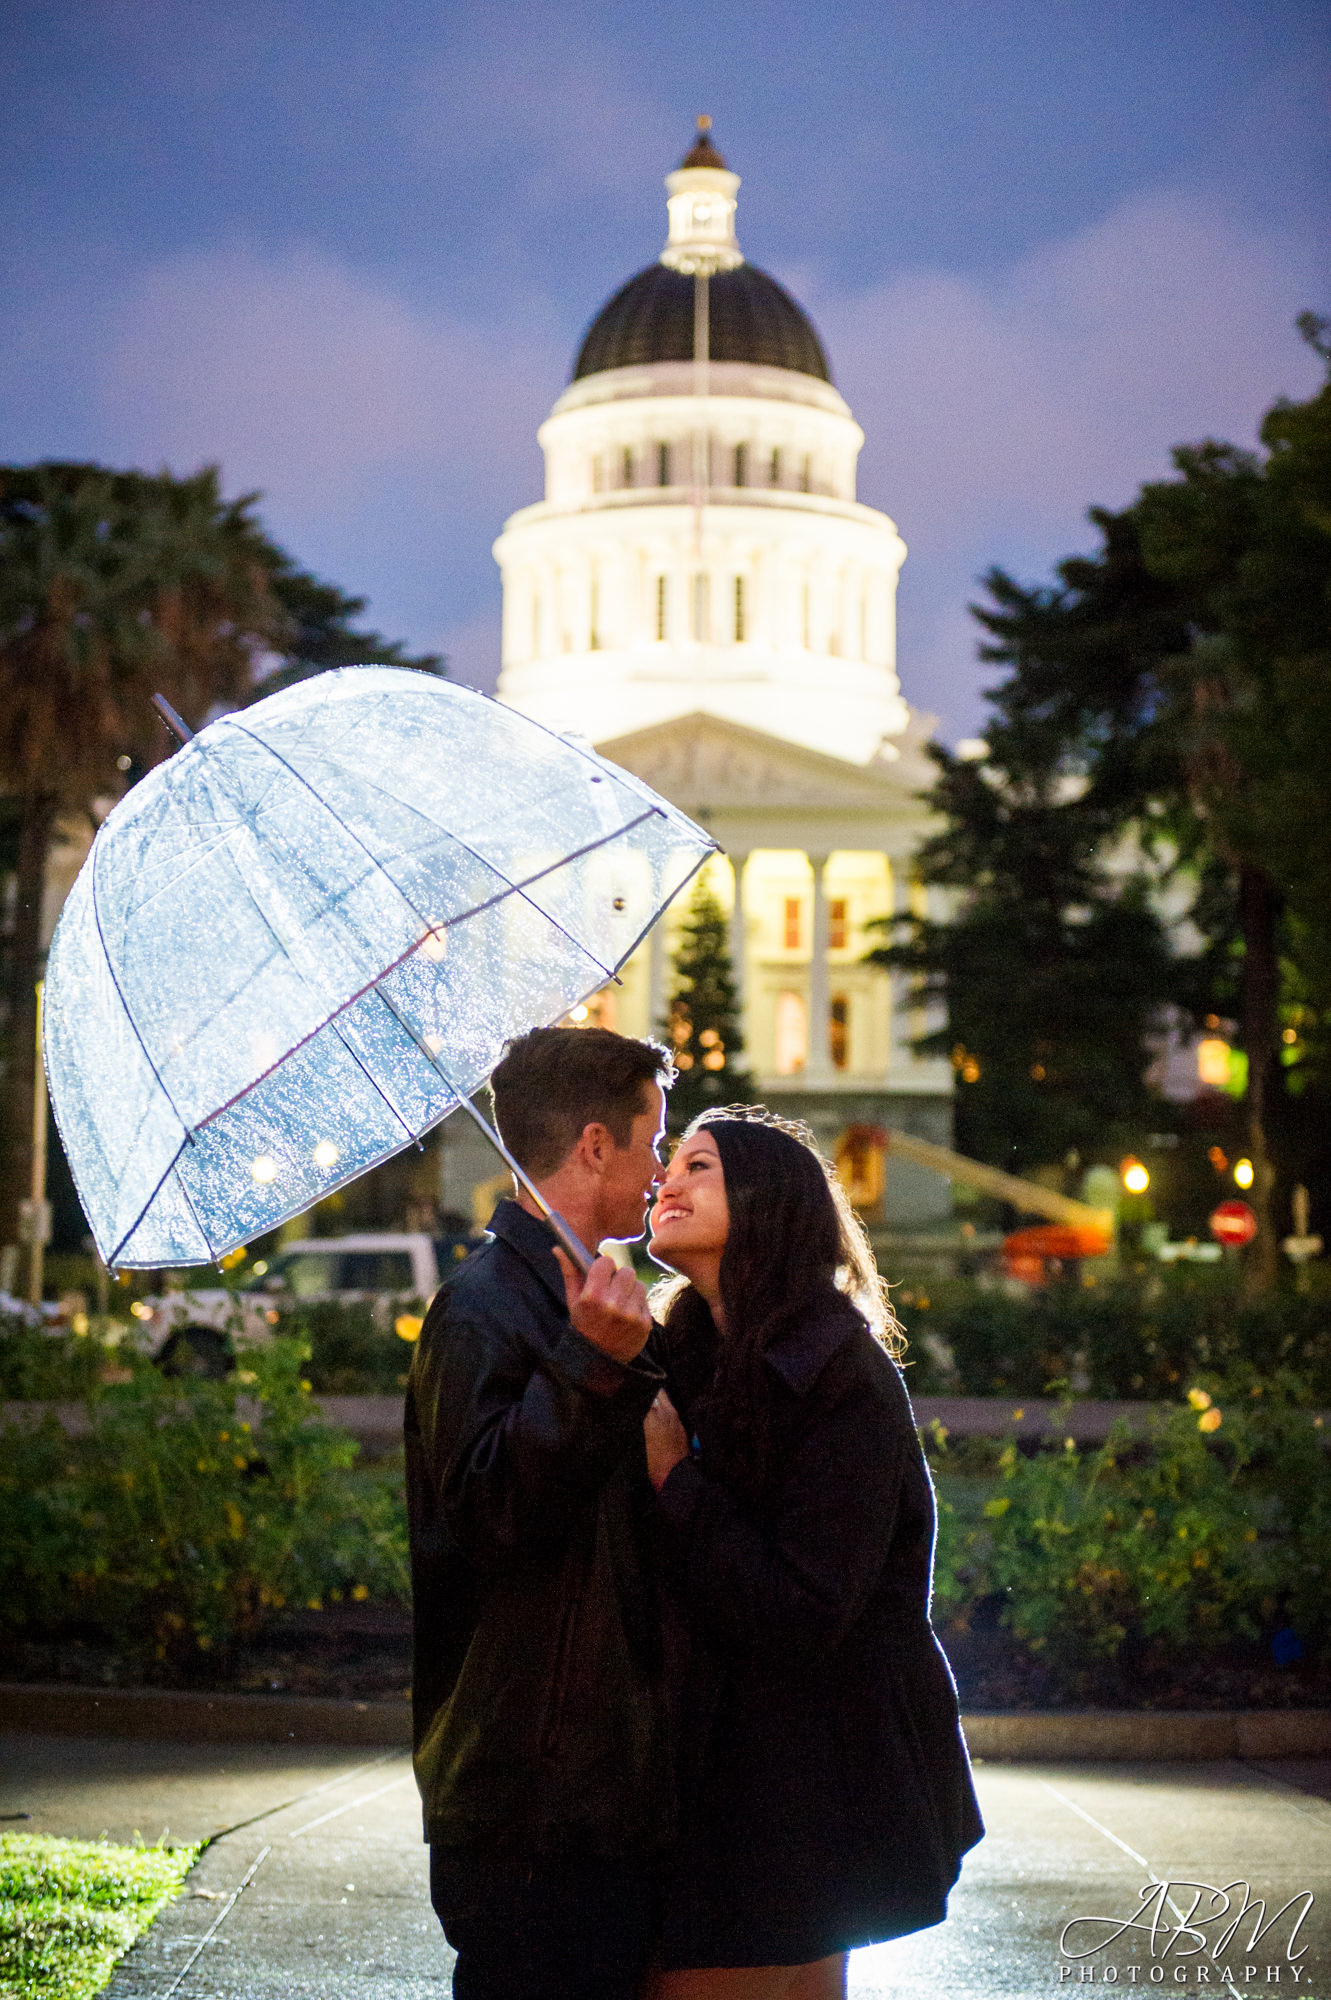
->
[45,667,715,1268]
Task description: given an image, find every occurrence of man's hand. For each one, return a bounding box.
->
[553,1248,653,1364]
[644,1389,690,1491]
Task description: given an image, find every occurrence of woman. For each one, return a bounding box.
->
[641,1108,983,2000]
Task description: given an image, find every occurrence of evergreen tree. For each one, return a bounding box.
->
[869,320,1331,1284]
[663,873,753,1128]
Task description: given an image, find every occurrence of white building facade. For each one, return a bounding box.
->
[464,125,953,1227]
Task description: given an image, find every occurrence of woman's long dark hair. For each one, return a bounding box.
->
[651,1107,902,1505]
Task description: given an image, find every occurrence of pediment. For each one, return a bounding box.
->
[596,711,927,813]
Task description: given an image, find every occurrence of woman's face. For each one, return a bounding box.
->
[648,1129,730,1278]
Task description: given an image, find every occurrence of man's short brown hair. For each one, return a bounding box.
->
[489,1027,674,1178]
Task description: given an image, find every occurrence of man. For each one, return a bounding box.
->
[406,1025,675,2000]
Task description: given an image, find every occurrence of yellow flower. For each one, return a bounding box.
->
[1187,1387,1212,1410]
[300,1379,313,1393]
[233,1454,248,1470]
[224,1501,245,1540]
[395,1313,424,1343]
[1198,1407,1223,1432]
[352,1584,369,1601]
[236,1370,258,1386]
[983,1497,1011,1518]
[306,1597,323,1611]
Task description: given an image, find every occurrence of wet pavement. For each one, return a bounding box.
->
[2,1732,1328,1997]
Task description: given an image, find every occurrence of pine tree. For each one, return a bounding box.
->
[663,874,753,1128]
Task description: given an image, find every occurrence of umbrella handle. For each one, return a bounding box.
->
[452,1091,595,1274]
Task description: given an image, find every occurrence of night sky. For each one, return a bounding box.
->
[3,0,1327,736]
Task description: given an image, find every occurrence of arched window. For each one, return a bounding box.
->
[655,575,668,641]
[733,575,746,643]
[657,441,671,486]
[774,991,807,1075]
[622,445,634,488]
[734,442,747,488]
[769,447,782,487]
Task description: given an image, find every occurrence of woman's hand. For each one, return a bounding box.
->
[644,1389,691,1492]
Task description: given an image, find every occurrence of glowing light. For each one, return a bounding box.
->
[130,1300,153,1321]
[423,1032,443,1053]
[1187,1387,1212,1410]
[1121,1159,1150,1194]
[1233,1157,1254,1189]
[251,1260,268,1276]
[250,1155,277,1184]
[313,1141,339,1169]
[568,1005,590,1023]
[1197,1038,1232,1087]
[1198,1407,1223,1433]
[395,1313,424,1343]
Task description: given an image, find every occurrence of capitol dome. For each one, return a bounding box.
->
[573,262,831,384]
[493,121,910,769]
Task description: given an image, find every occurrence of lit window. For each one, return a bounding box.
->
[734,442,747,487]
[655,575,668,641]
[657,441,670,486]
[830,995,849,1070]
[775,991,807,1075]
[692,573,710,641]
[784,897,802,950]
[733,576,745,643]
[829,899,848,950]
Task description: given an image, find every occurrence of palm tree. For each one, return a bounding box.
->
[0,463,287,1258]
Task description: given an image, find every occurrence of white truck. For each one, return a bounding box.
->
[136,1230,473,1376]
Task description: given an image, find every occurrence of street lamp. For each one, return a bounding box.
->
[1121,1158,1150,1195]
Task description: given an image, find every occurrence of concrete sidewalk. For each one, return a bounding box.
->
[3,1731,1329,1997]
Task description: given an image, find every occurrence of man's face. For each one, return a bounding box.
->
[598,1083,668,1243]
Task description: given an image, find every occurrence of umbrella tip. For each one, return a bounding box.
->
[153,694,196,745]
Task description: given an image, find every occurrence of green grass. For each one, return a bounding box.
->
[0,1833,200,1999]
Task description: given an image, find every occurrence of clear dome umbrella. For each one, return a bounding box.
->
[44,667,715,1272]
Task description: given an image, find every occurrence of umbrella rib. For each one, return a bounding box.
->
[223,713,640,981]
[88,834,195,1148]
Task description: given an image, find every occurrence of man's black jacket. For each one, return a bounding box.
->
[405,1199,672,1856]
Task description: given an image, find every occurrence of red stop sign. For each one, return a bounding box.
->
[1210,1200,1258,1247]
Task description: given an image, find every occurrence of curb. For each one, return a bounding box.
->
[0,1682,411,1745]
[961,1708,1331,1761]
[3,1682,1329,1759]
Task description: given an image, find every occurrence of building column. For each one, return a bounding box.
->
[649,916,669,1037]
[804,852,834,1083]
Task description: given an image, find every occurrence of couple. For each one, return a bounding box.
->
[405,1026,982,2000]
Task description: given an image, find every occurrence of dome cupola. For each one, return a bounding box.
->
[572,120,832,385]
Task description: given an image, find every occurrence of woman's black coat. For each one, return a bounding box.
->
[651,1298,983,1970]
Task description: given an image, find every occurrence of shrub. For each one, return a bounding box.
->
[927,1375,1330,1677]
[0,1338,408,1668]
[0,1319,117,1401]
[278,1297,414,1394]
[899,1268,1331,1403]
